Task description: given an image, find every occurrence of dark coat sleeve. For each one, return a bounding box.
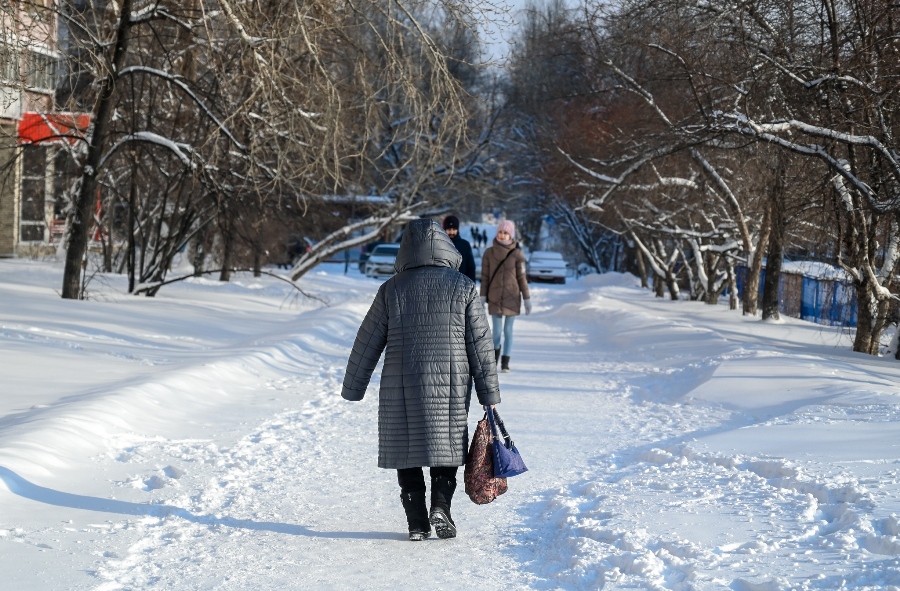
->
[465,284,501,405]
[341,284,388,401]
[458,239,477,282]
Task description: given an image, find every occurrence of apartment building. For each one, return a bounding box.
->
[0,1,86,256]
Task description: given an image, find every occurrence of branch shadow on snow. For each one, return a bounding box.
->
[0,467,404,541]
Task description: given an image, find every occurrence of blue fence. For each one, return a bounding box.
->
[734,267,858,327]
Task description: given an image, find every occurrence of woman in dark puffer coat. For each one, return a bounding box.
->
[341,218,501,541]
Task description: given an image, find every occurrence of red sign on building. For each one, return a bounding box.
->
[17,112,91,145]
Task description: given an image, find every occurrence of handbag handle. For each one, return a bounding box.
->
[486,407,514,449]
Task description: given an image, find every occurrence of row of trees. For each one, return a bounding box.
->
[500,0,900,355]
[7,0,508,297]
[6,0,898,357]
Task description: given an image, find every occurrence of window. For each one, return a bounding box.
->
[21,178,45,220]
[0,47,18,84]
[19,146,47,242]
[25,50,55,91]
[22,145,45,177]
[52,147,76,210]
[20,223,44,241]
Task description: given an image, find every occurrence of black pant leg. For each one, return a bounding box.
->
[397,467,426,493]
[429,465,459,484]
[429,466,459,511]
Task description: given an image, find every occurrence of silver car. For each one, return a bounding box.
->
[526,250,568,284]
[364,243,401,278]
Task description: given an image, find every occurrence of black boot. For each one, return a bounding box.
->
[430,475,457,539]
[501,355,510,373]
[494,348,501,363]
[400,490,431,541]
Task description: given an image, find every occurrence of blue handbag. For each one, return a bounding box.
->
[486,408,528,478]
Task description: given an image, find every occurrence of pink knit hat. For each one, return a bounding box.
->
[496,220,516,240]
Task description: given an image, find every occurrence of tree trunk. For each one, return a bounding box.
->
[853,281,888,355]
[654,273,665,298]
[103,194,113,273]
[725,258,738,310]
[682,241,701,301]
[62,0,134,299]
[742,249,763,315]
[126,175,136,293]
[610,236,621,273]
[220,229,233,282]
[704,252,718,305]
[665,267,679,300]
[762,165,786,320]
[743,215,771,316]
[253,244,262,277]
[101,227,112,273]
[761,237,783,321]
[191,225,208,277]
[635,246,649,288]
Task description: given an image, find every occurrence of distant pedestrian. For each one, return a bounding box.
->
[443,215,476,281]
[341,219,501,542]
[480,220,531,373]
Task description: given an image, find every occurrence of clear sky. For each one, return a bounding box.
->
[479,0,573,65]
[479,0,529,65]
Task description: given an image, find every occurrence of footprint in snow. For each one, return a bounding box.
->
[144,475,167,490]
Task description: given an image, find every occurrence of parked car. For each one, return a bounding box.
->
[526,250,568,284]
[364,243,401,278]
[358,240,385,273]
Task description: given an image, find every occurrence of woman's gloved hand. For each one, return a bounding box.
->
[523,299,532,315]
[481,296,488,308]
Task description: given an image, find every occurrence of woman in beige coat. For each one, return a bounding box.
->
[480,220,531,373]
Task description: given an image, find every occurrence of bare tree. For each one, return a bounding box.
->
[42,1,506,298]
[606,0,900,352]
[502,0,900,356]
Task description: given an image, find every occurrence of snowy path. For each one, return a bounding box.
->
[3,264,900,589]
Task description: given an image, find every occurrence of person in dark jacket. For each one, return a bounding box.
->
[341,218,501,541]
[442,215,476,281]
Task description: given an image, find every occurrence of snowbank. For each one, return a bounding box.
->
[2,259,900,590]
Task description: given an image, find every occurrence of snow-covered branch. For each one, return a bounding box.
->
[628,231,667,278]
[721,115,884,210]
[99,132,195,170]
[118,66,246,151]
[728,116,900,180]
[129,5,193,29]
[880,219,900,282]
[603,59,673,127]
[288,204,428,281]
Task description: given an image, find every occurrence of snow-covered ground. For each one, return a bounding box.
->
[2,258,900,590]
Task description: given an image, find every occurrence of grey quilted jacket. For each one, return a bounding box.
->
[341,219,501,469]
